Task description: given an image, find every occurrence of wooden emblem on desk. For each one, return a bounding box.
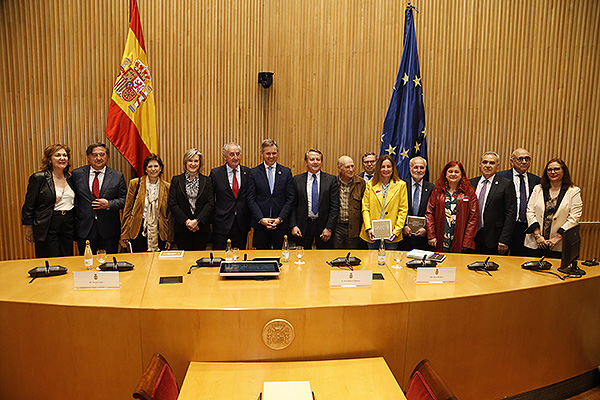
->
[262,319,295,350]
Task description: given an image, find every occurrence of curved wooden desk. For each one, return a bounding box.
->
[0,251,598,399]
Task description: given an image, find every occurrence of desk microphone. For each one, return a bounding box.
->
[28,260,68,283]
[468,256,499,276]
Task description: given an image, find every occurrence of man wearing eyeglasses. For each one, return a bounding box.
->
[498,148,541,256]
[357,152,377,182]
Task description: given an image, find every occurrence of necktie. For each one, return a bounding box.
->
[478,179,488,229]
[92,171,100,199]
[412,182,421,215]
[232,168,239,198]
[267,166,274,194]
[518,174,527,222]
[311,174,319,214]
[366,174,373,181]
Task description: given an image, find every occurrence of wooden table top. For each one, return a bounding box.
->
[0,250,597,309]
[177,357,407,400]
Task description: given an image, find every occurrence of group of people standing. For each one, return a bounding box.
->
[22,141,582,261]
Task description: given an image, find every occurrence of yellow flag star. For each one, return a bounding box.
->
[414,142,421,152]
[413,75,421,87]
[400,148,410,159]
[401,73,409,86]
[385,144,397,156]
[381,134,385,143]
[421,127,427,137]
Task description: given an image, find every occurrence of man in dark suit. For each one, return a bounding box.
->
[470,151,517,255]
[497,148,541,256]
[209,142,251,250]
[247,139,295,250]
[357,152,377,182]
[400,156,435,251]
[290,149,339,249]
[71,142,127,255]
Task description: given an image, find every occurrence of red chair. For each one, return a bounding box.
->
[405,359,457,400]
[133,353,179,400]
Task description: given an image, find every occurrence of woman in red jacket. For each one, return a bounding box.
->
[425,161,478,253]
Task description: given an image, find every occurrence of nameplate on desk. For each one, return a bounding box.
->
[330,270,372,287]
[73,271,120,288]
[415,267,456,284]
[263,381,312,400]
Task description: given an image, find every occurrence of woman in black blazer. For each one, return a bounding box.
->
[168,149,214,250]
[22,144,76,258]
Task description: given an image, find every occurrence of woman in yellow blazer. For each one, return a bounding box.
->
[360,154,409,250]
[121,154,173,252]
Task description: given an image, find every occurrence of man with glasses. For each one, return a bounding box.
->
[357,152,377,181]
[498,148,541,256]
[72,142,127,254]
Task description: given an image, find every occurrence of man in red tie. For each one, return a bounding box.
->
[209,142,251,250]
[71,143,127,255]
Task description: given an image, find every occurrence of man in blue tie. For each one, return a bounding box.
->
[247,139,295,249]
[470,151,517,255]
[290,149,340,249]
[401,156,434,250]
[497,148,541,256]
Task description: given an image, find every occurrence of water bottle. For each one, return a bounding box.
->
[225,239,233,261]
[84,240,93,270]
[378,240,386,266]
[282,235,290,262]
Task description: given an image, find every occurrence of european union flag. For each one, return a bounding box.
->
[380,5,427,181]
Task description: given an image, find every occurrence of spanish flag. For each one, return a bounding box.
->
[105,0,157,177]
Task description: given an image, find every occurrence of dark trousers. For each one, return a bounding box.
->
[35,210,75,258]
[129,223,167,252]
[398,235,432,251]
[475,230,498,255]
[252,225,287,250]
[509,221,528,256]
[297,218,333,249]
[526,247,562,260]
[212,217,249,250]
[174,229,209,251]
[78,219,119,255]
[332,223,362,249]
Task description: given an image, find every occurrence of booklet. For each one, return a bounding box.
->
[371,219,392,239]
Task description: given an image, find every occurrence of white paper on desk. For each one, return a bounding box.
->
[415,267,456,284]
[371,219,392,239]
[158,250,185,259]
[263,381,312,400]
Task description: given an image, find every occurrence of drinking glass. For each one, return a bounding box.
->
[96,249,107,264]
[392,251,403,269]
[295,246,305,265]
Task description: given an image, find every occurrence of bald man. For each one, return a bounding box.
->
[497,148,541,256]
[333,156,366,249]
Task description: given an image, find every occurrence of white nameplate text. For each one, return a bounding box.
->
[330,270,373,287]
[416,267,456,284]
[73,271,120,289]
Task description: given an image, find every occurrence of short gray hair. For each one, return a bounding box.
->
[222,142,241,156]
[480,151,500,162]
[182,148,203,171]
[409,156,427,168]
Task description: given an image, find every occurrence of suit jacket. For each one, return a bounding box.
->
[497,169,541,219]
[359,179,408,243]
[168,173,214,235]
[404,178,435,217]
[426,187,478,252]
[71,165,127,239]
[247,163,295,228]
[120,176,172,243]
[337,175,366,238]
[22,170,75,241]
[357,171,373,181]
[209,164,251,235]
[470,175,517,248]
[524,185,582,252]
[290,171,340,235]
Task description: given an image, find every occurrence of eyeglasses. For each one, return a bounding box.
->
[514,156,531,162]
[547,167,562,173]
[363,160,376,164]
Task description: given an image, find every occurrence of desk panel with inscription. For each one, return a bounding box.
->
[0,250,599,400]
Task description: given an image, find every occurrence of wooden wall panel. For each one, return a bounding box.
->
[1,0,598,260]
